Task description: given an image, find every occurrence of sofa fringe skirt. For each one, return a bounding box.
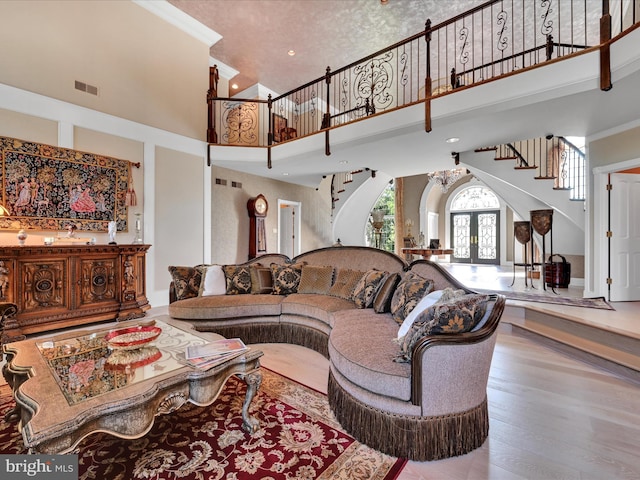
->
[327,371,489,461]
[194,322,329,359]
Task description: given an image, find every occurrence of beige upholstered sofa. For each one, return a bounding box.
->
[168,246,505,461]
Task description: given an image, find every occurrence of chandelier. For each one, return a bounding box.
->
[428,168,464,193]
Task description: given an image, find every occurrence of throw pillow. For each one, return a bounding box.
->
[352,269,387,308]
[168,266,202,301]
[389,272,435,324]
[328,268,365,300]
[199,265,226,296]
[394,293,490,363]
[396,289,444,339]
[223,264,253,295]
[250,264,273,294]
[372,272,400,313]
[298,265,334,294]
[271,262,305,295]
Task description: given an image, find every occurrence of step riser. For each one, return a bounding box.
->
[508,324,640,386]
[503,306,640,386]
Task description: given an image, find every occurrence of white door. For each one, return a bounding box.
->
[609,173,640,301]
[278,200,301,258]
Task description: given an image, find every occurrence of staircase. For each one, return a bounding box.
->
[460,137,586,256]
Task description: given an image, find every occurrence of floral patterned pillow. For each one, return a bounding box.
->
[223,265,253,295]
[352,269,387,308]
[270,263,305,295]
[394,294,490,363]
[168,266,202,300]
[389,272,435,324]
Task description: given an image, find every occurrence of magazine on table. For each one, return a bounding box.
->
[185,338,248,360]
[177,348,249,371]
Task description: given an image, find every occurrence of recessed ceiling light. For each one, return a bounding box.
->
[288,50,296,56]
[231,83,238,89]
[339,160,349,164]
[446,137,460,143]
[282,172,289,176]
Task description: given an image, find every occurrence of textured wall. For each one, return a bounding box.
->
[211,166,333,264]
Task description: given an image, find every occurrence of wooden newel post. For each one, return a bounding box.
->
[207,65,219,144]
[424,19,432,133]
[600,0,612,91]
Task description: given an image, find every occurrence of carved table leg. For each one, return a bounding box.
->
[2,352,26,423]
[238,370,262,434]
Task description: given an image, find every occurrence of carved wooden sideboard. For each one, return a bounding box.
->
[0,244,150,338]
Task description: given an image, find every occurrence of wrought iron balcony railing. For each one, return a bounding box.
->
[207,0,639,163]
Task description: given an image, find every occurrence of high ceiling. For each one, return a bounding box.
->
[168,0,485,95]
[160,1,640,188]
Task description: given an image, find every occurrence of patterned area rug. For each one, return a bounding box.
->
[0,370,405,479]
[481,290,615,310]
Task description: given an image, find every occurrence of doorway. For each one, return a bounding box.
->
[608,172,640,301]
[593,161,640,301]
[450,210,500,264]
[278,200,301,258]
[446,184,502,265]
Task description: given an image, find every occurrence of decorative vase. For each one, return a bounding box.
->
[133,213,143,244]
[17,229,27,245]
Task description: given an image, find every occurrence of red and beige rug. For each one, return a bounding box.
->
[0,369,405,479]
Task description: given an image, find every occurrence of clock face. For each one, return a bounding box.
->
[255,198,267,214]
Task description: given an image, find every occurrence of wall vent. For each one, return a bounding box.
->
[75,80,98,96]
[215,178,227,186]
[231,181,242,188]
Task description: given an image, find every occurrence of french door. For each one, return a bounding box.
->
[450,211,500,264]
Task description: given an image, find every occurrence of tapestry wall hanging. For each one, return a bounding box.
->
[0,136,131,232]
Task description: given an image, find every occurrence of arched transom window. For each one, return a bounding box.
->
[450,186,500,211]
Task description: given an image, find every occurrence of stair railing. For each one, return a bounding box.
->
[207,0,638,168]
[490,136,586,201]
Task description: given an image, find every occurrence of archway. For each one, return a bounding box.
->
[447,184,501,264]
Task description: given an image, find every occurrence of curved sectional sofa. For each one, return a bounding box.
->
[168,246,505,461]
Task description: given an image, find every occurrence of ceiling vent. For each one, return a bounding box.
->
[75,80,98,96]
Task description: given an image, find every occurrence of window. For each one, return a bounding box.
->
[450,186,500,211]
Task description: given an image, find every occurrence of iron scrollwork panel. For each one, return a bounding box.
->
[221,101,259,145]
[348,51,395,118]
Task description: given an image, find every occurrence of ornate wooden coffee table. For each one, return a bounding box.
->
[2,318,263,454]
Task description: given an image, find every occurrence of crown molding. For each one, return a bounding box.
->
[132,0,222,47]
[234,83,279,100]
[209,57,239,80]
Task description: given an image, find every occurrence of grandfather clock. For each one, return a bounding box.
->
[247,194,268,259]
